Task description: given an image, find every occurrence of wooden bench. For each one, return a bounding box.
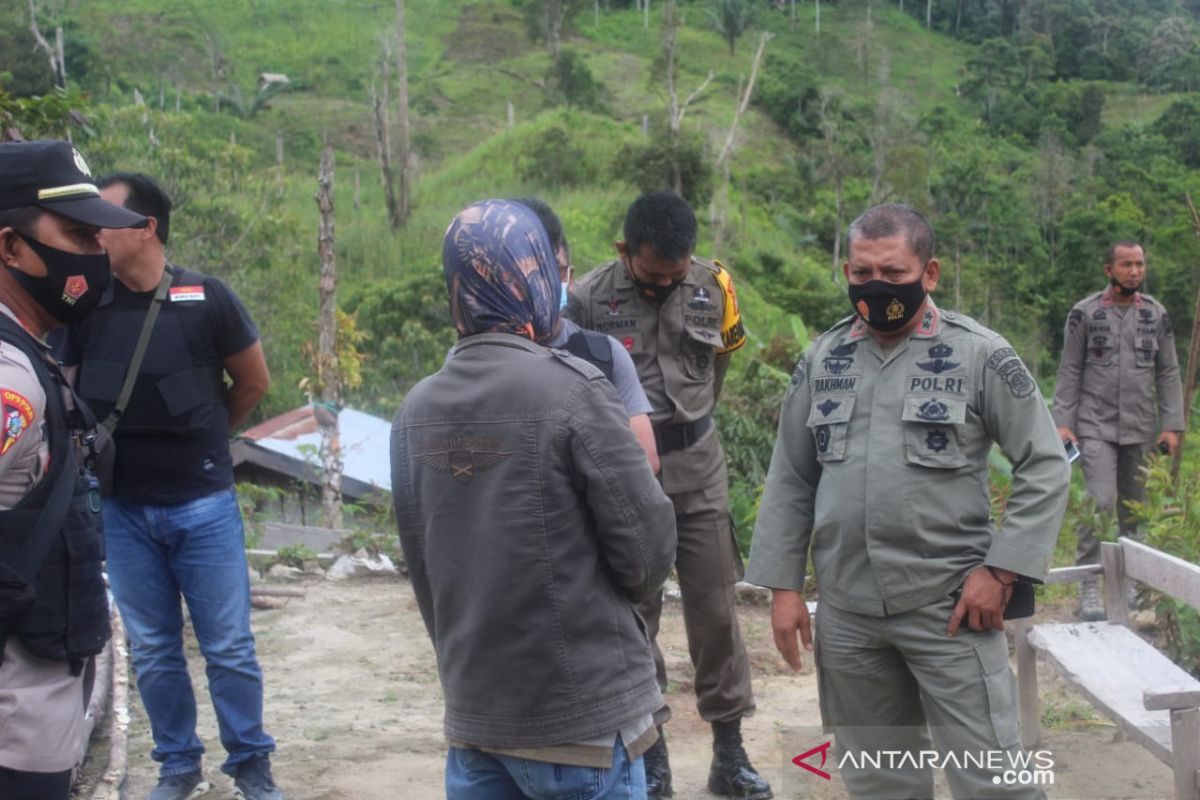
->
[1015,537,1200,799]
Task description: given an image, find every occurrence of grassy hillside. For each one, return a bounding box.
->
[5,0,1200,547]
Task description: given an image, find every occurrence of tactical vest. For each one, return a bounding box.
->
[562,328,615,383]
[0,315,109,673]
[74,266,225,436]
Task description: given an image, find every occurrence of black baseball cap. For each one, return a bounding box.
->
[0,140,148,229]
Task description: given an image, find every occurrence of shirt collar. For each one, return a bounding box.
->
[1100,285,1143,309]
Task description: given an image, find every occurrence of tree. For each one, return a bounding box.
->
[314,142,343,529]
[395,0,412,225]
[707,0,751,56]
[662,0,714,194]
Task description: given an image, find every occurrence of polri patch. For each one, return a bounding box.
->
[169,285,206,302]
[1,389,34,456]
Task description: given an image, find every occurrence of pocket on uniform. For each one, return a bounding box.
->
[807,394,855,463]
[901,396,968,469]
[974,636,1021,748]
[1134,336,1159,368]
[682,327,717,381]
[156,368,218,432]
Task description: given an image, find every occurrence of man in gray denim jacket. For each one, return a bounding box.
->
[391,199,677,799]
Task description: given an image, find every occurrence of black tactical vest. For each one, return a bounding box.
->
[74,267,224,436]
[0,315,109,673]
[562,328,615,383]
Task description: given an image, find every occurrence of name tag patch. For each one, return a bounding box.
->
[169,286,206,302]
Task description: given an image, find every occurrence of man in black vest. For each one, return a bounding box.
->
[55,173,280,800]
[0,140,146,800]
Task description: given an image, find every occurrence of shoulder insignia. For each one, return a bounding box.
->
[1,389,35,456]
[985,347,1036,398]
[1067,309,1084,334]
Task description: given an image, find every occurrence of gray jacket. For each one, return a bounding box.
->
[1052,287,1184,444]
[391,333,677,749]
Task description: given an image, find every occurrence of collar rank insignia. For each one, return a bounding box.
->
[916,343,960,374]
[915,398,951,422]
[416,448,513,485]
[816,398,841,417]
[599,294,628,316]
[823,340,857,375]
[688,287,714,311]
[925,429,950,452]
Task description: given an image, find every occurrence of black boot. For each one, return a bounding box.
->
[643,727,673,798]
[708,719,773,799]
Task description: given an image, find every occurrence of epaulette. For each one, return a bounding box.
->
[940,309,994,337]
[547,346,606,381]
[691,256,723,277]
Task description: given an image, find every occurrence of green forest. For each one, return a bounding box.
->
[4,0,1200,569]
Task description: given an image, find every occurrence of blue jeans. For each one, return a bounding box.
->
[103,488,275,777]
[445,738,646,799]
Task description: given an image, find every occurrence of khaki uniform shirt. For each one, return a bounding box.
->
[746,301,1070,616]
[566,257,746,494]
[0,306,89,773]
[1052,287,1185,444]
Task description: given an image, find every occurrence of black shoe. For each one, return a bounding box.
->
[232,756,285,800]
[708,719,773,800]
[644,727,673,798]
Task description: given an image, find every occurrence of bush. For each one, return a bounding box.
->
[615,132,713,208]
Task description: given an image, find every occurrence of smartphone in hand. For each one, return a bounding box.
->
[1063,438,1081,463]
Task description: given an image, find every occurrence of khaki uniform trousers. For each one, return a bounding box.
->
[638,476,755,725]
[815,598,1043,800]
[1075,438,1154,565]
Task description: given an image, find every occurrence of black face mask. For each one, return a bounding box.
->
[635,279,681,304]
[12,233,111,324]
[847,274,928,333]
[1110,276,1141,297]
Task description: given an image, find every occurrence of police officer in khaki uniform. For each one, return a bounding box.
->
[748,204,1069,800]
[0,139,147,800]
[566,192,770,800]
[1052,240,1184,621]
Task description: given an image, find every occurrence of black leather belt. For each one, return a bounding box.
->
[653,415,713,454]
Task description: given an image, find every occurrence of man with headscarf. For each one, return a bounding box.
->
[391,199,677,798]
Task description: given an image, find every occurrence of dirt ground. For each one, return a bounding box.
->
[83,577,1176,800]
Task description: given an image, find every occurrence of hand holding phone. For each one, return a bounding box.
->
[1063,438,1080,463]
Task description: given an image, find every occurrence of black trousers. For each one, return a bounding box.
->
[0,766,72,800]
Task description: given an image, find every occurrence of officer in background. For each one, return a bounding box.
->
[54,173,281,800]
[748,204,1069,799]
[1052,240,1184,621]
[566,191,770,800]
[0,140,146,800]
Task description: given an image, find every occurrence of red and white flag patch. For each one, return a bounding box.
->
[169,286,206,302]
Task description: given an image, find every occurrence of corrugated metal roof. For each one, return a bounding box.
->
[236,405,392,494]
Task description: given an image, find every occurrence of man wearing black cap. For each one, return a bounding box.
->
[0,139,147,800]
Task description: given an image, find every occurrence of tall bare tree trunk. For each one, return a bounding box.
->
[712,32,772,252]
[28,0,66,88]
[926,0,932,28]
[814,0,820,36]
[662,1,713,197]
[372,49,400,228]
[315,143,343,530]
[395,0,412,225]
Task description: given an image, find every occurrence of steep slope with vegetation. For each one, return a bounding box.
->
[3,0,1200,549]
